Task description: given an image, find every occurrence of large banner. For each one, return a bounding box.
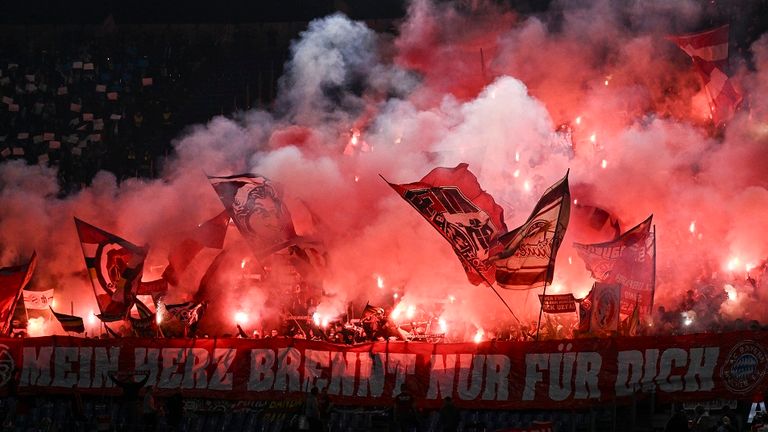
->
[1,331,767,409]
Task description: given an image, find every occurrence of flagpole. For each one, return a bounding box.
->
[535,282,548,341]
[536,172,570,341]
[650,225,657,316]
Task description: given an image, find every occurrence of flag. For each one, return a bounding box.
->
[590,282,621,334]
[386,163,508,285]
[623,301,641,337]
[136,278,168,300]
[538,293,577,314]
[0,252,37,334]
[570,202,620,243]
[574,215,654,317]
[668,25,742,125]
[74,218,148,320]
[50,308,85,333]
[362,302,385,319]
[162,210,229,286]
[576,289,593,334]
[129,307,157,337]
[208,174,296,259]
[23,287,54,319]
[165,301,205,327]
[493,172,570,289]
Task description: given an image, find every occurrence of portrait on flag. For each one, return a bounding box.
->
[208,174,296,258]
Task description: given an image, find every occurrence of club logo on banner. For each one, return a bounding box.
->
[721,341,768,394]
[0,344,15,387]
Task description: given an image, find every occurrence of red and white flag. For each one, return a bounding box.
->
[162,210,229,286]
[493,172,570,290]
[74,218,147,320]
[0,252,37,334]
[668,25,742,125]
[386,163,508,285]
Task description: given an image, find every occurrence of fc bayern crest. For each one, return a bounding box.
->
[0,344,15,388]
[721,340,768,395]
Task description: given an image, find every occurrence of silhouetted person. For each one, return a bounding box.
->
[165,392,185,432]
[438,397,460,432]
[394,383,417,432]
[109,371,149,430]
[664,406,690,432]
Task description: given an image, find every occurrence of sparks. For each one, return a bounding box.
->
[590,133,597,143]
[601,159,608,169]
[393,292,399,300]
[313,312,321,326]
[523,180,531,192]
[438,318,448,333]
[88,311,96,326]
[406,304,416,320]
[575,116,582,125]
[689,221,696,234]
[515,151,520,162]
[376,275,384,289]
[724,284,737,302]
[354,175,360,182]
[391,304,403,320]
[448,295,455,304]
[726,257,741,272]
[234,311,248,325]
[473,329,484,343]
[513,169,520,178]
[241,259,246,269]
[568,256,573,265]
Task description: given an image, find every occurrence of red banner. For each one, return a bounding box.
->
[2,331,767,409]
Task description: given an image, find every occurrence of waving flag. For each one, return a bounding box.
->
[574,215,655,317]
[50,308,85,333]
[74,218,147,320]
[493,172,570,290]
[23,287,54,319]
[208,174,296,259]
[668,25,742,125]
[386,163,507,285]
[165,301,205,327]
[0,252,37,334]
[162,210,229,286]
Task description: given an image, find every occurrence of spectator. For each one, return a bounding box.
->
[438,397,460,432]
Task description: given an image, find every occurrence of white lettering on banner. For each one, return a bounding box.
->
[78,348,92,388]
[328,351,356,396]
[21,346,119,388]
[94,347,119,388]
[182,348,210,389]
[357,353,385,397]
[615,347,719,395]
[21,347,53,386]
[685,347,719,392]
[574,353,601,399]
[248,349,275,391]
[427,354,457,399]
[304,350,330,391]
[616,350,644,396]
[387,353,416,397]
[524,351,600,401]
[135,348,160,385]
[275,348,302,392]
[457,354,484,400]
[210,348,236,390]
[158,348,185,389]
[549,350,577,401]
[657,348,687,392]
[482,355,511,401]
[52,347,78,387]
